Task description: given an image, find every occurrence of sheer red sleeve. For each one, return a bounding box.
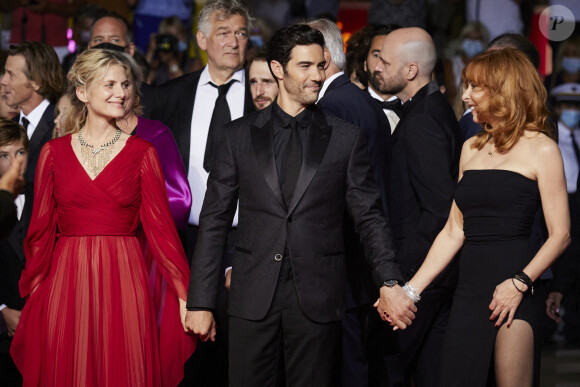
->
[20,143,58,298]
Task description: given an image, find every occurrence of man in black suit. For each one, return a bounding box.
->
[375,27,461,386]
[150,2,253,385]
[307,18,394,387]
[184,24,417,386]
[1,41,64,187]
[0,119,30,386]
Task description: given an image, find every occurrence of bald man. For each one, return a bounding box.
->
[374,27,461,387]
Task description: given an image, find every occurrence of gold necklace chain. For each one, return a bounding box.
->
[78,128,122,177]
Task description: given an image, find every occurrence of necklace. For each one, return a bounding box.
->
[78,127,122,177]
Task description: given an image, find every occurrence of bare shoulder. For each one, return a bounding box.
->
[522,132,560,159]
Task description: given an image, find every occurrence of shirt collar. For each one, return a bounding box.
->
[317,71,343,102]
[20,99,50,128]
[200,65,245,88]
[273,100,312,129]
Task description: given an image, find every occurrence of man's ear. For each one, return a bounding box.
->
[270,60,284,82]
[30,81,40,92]
[406,63,419,81]
[197,30,207,51]
[363,60,368,72]
[323,48,331,70]
[76,87,88,103]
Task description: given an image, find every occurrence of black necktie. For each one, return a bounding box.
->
[283,118,302,207]
[204,80,235,172]
[21,117,30,131]
[382,98,403,117]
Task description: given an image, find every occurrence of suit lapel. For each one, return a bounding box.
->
[251,106,285,207]
[287,107,331,214]
[176,72,201,172]
[28,103,54,157]
[6,189,32,262]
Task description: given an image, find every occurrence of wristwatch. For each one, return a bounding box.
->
[382,279,399,288]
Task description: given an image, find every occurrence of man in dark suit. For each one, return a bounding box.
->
[149,2,254,385]
[307,18,394,387]
[375,27,462,386]
[1,41,64,187]
[0,120,30,386]
[184,24,417,386]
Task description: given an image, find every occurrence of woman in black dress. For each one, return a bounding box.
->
[400,48,570,386]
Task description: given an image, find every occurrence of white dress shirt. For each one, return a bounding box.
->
[19,99,50,139]
[558,121,580,194]
[188,66,245,226]
[368,87,400,133]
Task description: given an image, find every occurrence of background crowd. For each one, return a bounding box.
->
[0,0,579,386]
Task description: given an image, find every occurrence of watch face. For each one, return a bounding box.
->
[384,280,398,287]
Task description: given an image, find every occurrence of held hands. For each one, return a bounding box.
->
[184,310,217,342]
[1,307,21,337]
[489,278,525,328]
[546,292,563,323]
[374,285,417,330]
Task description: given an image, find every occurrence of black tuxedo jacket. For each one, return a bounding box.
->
[0,191,17,239]
[22,103,55,186]
[0,188,32,333]
[187,104,401,323]
[317,73,392,306]
[149,68,254,173]
[389,81,461,281]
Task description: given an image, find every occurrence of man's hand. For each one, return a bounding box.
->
[0,157,25,198]
[374,285,417,330]
[184,310,217,342]
[1,307,21,337]
[546,292,563,323]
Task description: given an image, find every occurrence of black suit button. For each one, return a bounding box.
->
[274,254,283,261]
[287,217,293,223]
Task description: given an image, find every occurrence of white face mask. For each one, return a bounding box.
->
[562,57,580,74]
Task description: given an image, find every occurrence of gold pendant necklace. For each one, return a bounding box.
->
[78,128,122,177]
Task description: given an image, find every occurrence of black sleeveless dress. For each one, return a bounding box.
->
[440,169,543,386]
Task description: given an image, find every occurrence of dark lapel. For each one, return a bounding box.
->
[175,71,202,171]
[28,103,55,157]
[250,105,285,207]
[6,188,32,262]
[287,106,331,215]
[392,81,440,142]
[243,69,256,115]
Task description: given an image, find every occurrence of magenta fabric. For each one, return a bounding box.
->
[135,116,191,230]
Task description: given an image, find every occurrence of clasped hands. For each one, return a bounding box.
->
[179,298,217,342]
[374,285,417,330]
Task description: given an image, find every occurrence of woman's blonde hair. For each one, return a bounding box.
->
[463,48,553,152]
[63,49,142,135]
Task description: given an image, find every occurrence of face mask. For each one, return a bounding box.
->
[177,40,188,53]
[462,39,484,59]
[562,57,580,74]
[91,42,127,52]
[561,109,580,129]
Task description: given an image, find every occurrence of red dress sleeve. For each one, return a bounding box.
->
[20,142,58,298]
[139,144,196,387]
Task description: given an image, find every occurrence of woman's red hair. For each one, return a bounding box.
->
[462,47,554,152]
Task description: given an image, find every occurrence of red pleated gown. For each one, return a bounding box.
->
[10,134,196,386]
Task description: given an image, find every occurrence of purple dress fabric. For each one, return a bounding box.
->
[135,116,191,230]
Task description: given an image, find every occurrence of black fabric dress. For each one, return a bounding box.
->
[441,169,543,386]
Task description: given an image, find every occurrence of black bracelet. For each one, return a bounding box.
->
[511,278,525,293]
[513,271,534,296]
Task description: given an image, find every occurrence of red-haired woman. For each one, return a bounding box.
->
[398,48,570,386]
